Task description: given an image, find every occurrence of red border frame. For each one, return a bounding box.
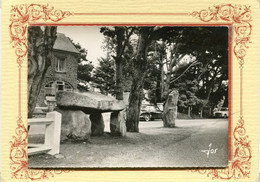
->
[30,22,234,161]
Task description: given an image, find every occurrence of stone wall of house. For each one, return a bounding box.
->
[37,50,78,106]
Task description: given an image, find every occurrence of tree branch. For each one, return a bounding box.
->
[170,61,199,84]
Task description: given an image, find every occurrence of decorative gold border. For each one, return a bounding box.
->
[190,4,252,180]
[9,3,252,180]
[9,4,72,180]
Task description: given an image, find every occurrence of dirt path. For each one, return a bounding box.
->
[28,119,228,168]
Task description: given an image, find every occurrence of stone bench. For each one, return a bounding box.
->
[56,91,126,140]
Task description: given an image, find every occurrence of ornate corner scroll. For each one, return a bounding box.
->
[9,4,72,180]
[190,4,252,180]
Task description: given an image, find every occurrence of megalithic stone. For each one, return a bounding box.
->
[162,89,179,128]
[56,91,125,114]
[110,110,126,136]
[56,109,91,141]
[89,112,105,136]
[56,91,127,137]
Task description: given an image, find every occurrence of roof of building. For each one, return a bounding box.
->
[53,33,80,54]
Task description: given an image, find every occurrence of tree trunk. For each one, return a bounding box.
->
[126,79,144,132]
[188,107,191,117]
[155,53,164,103]
[162,71,171,102]
[115,57,123,100]
[205,67,220,104]
[162,90,179,127]
[126,28,151,132]
[160,61,165,102]
[155,71,161,103]
[114,27,125,100]
[27,26,57,118]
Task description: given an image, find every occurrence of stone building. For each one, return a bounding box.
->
[37,33,80,107]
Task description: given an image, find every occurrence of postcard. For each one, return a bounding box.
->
[1,0,259,181]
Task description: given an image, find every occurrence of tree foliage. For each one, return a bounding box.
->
[68,38,94,91]
[100,26,135,99]
[143,27,229,116]
[92,57,115,95]
[92,26,228,130]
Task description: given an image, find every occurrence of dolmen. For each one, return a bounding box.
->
[56,91,126,141]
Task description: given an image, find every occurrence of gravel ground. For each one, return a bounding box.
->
[28,117,228,168]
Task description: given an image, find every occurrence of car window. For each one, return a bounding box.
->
[155,106,161,111]
[141,105,162,111]
[147,106,154,111]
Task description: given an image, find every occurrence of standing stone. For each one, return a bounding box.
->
[89,113,105,136]
[57,109,91,141]
[110,110,126,136]
[162,90,179,128]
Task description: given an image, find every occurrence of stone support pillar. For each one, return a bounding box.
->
[56,109,91,141]
[89,112,105,136]
[110,110,126,136]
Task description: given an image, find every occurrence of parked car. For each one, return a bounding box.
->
[213,107,229,118]
[139,104,163,121]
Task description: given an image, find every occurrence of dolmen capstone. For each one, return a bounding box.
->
[56,91,126,140]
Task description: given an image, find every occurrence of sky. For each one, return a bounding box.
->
[57,26,106,67]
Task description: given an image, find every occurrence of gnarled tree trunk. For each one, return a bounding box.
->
[27,26,57,118]
[126,77,144,132]
[126,28,151,132]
